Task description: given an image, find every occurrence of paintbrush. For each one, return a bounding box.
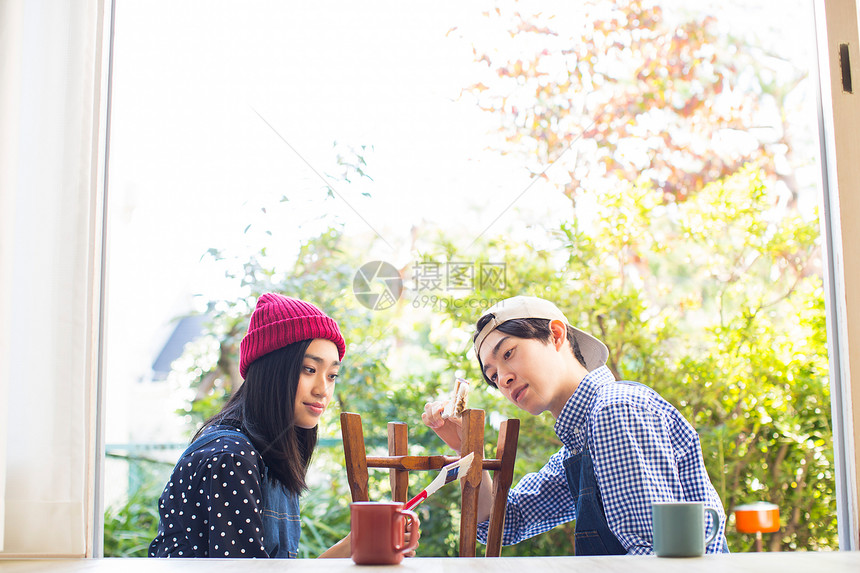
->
[402,452,475,511]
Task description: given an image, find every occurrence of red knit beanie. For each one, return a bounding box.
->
[239,293,346,378]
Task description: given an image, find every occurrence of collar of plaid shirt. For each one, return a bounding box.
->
[553,365,616,454]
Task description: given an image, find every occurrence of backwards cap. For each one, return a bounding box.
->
[474,295,608,371]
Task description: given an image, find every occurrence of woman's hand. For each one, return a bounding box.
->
[318,532,351,558]
[422,399,464,453]
[403,521,419,558]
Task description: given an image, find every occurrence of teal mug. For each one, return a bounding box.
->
[652,501,719,557]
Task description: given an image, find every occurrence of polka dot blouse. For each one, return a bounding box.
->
[149,425,269,558]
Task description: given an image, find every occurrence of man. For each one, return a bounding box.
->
[422,295,728,555]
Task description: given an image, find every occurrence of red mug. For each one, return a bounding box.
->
[350,501,420,565]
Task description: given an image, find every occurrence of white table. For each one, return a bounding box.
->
[1,552,859,573]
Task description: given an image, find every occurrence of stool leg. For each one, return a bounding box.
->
[755,531,762,552]
[388,422,408,502]
[459,409,484,558]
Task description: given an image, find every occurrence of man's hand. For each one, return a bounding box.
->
[423,399,496,525]
[422,399,464,453]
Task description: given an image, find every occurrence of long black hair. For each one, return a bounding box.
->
[473,316,586,387]
[195,339,316,494]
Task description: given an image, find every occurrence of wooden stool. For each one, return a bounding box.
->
[340,409,519,557]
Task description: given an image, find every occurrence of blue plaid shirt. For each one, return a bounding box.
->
[477,366,727,555]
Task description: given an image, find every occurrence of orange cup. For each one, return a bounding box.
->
[350,502,420,565]
[734,502,780,533]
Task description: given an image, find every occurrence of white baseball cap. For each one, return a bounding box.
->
[474,295,609,371]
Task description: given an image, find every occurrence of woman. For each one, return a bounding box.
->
[149,293,351,558]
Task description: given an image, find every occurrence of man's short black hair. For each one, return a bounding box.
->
[473,315,586,387]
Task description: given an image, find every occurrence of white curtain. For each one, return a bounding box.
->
[0,0,108,556]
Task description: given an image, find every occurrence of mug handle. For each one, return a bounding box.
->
[704,507,720,548]
[393,508,420,555]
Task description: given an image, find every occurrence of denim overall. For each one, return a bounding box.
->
[563,444,627,555]
[181,429,301,558]
[259,464,301,558]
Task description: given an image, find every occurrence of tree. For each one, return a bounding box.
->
[436,0,833,551]
[111,0,834,556]
[462,0,810,204]
[419,168,832,552]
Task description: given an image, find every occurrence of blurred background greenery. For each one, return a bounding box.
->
[104,0,832,557]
